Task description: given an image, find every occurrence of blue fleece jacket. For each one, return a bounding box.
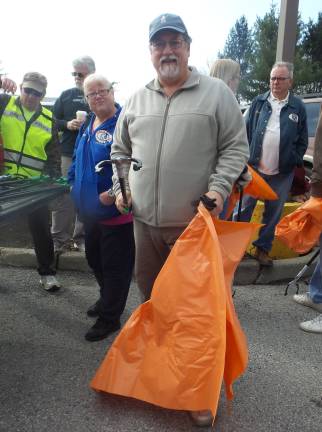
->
[68,104,121,222]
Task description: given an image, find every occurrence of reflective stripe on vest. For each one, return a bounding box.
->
[2,110,52,134]
[4,150,45,170]
[0,96,53,177]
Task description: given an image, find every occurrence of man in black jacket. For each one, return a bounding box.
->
[51,56,95,253]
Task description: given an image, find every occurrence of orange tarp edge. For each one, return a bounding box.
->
[275,197,322,254]
[91,205,260,416]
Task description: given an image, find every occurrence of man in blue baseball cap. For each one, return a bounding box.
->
[111,13,250,427]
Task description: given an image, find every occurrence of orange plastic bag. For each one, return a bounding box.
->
[245,165,279,200]
[226,165,278,219]
[275,197,322,253]
[91,205,260,417]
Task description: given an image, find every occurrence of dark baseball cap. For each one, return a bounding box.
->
[149,13,192,42]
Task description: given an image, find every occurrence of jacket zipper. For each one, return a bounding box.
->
[155,96,171,225]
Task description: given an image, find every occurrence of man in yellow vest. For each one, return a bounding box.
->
[0,72,62,291]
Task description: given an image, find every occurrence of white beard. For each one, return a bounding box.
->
[158,58,180,81]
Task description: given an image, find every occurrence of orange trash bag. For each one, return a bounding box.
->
[91,204,260,417]
[275,196,322,254]
[226,165,278,219]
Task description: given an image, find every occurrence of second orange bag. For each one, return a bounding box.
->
[275,196,322,253]
[91,205,259,417]
[226,165,278,219]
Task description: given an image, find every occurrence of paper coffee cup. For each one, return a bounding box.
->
[76,110,87,122]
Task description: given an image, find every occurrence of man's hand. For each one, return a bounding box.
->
[204,191,224,216]
[0,77,17,94]
[67,119,83,131]
[115,192,132,214]
[236,165,252,189]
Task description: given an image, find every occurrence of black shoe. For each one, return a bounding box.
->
[87,300,101,317]
[254,247,273,267]
[85,318,121,342]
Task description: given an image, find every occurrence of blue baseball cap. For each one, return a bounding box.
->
[149,13,192,42]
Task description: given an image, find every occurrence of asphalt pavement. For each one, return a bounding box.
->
[0,264,321,432]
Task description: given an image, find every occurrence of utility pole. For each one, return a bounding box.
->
[276,0,299,62]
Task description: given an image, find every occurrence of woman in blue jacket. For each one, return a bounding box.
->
[68,74,134,342]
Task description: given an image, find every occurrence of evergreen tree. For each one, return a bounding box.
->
[218,15,253,100]
[298,13,322,93]
[303,13,322,66]
[246,4,279,100]
[217,4,322,100]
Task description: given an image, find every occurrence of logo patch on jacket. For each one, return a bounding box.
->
[289,113,299,123]
[95,130,112,144]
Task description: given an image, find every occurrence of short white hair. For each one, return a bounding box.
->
[83,74,113,92]
[271,61,294,79]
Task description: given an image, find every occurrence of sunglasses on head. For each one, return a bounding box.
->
[23,87,43,97]
[72,72,85,78]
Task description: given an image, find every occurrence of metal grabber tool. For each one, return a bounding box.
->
[284,248,320,296]
[95,156,142,212]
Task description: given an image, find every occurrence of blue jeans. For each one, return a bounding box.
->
[309,234,322,304]
[234,171,294,252]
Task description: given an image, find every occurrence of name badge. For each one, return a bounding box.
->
[289,113,298,123]
[95,130,112,144]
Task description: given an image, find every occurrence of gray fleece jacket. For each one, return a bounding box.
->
[111,67,249,227]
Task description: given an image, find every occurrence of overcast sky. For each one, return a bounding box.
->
[0,0,320,102]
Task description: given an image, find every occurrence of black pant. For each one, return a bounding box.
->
[84,221,135,322]
[27,205,56,275]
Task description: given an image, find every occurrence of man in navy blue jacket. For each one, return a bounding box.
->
[236,62,308,266]
[68,74,134,342]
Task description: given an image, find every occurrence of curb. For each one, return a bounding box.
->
[0,247,90,272]
[234,249,318,285]
[0,247,318,285]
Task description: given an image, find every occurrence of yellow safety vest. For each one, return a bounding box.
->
[0,96,53,177]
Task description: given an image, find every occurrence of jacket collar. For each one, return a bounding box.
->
[146,66,200,93]
[258,91,270,102]
[258,90,298,108]
[86,103,122,133]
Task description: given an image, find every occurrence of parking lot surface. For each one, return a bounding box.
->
[0,265,321,432]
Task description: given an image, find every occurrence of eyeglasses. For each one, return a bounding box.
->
[72,72,85,78]
[86,88,112,100]
[23,87,43,97]
[270,76,290,82]
[150,39,185,51]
